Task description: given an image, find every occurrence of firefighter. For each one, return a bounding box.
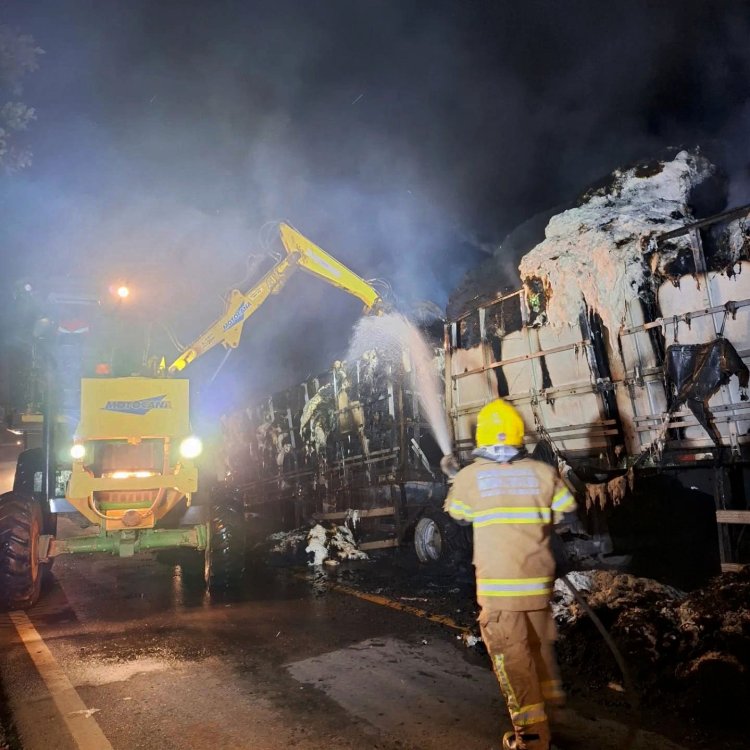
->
[441,399,576,750]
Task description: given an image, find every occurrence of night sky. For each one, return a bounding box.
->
[2,0,750,409]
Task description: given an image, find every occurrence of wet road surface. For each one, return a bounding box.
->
[1,522,688,750]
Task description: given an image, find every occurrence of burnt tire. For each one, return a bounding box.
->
[205,501,247,592]
[413,509,469,565]
[0,492,44,610]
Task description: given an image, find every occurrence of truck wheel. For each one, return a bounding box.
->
[0,492,44,610]
[205,501,247,592]
[414,509,467,565]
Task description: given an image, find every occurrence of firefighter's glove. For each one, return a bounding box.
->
[440,453,459,479]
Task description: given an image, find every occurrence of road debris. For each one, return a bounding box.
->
[267,524,369,567]
[67,708,101,719]
[460,633,482,648]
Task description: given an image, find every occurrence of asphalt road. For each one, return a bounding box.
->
[0,521,688,750]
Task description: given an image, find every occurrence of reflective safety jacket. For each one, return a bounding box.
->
[444,456,575,612]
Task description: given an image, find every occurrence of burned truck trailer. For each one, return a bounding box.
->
[446,202,750,573]
[225,201,750,575]
[220,345,456,558]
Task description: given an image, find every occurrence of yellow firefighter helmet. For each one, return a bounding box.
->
[475,399,525,447]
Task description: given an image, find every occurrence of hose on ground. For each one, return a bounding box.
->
[560,574,640,750]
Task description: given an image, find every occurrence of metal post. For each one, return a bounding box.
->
[714,467,734,568]
[41,346,55,504]
[397,380,406,476]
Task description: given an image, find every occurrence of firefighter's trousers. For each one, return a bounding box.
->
[479,608,565,749]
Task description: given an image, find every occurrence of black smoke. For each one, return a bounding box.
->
[1,0,750,409]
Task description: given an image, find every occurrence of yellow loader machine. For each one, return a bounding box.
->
[0,225,383,609]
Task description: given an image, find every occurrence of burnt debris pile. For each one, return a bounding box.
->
[554,568,750,722]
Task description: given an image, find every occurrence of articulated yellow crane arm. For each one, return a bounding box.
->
[168,223,383,373]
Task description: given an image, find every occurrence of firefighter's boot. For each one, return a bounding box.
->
[502,721,553,750]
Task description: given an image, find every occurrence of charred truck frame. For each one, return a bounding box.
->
[227,206,749,572]
[446,204,749,571]
[220,337,459,560]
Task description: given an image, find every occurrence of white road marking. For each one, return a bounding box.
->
[9,611,115,750]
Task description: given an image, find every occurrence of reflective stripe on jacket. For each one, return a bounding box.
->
[445,456,575,611]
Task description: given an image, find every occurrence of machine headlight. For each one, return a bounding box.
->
[70,443,86,460]
[107,470,156,480]
[179,436,203,459]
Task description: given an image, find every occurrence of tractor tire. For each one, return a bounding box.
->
[0,492,45,610]
[205,500,247,593]
[413,509,469,565]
